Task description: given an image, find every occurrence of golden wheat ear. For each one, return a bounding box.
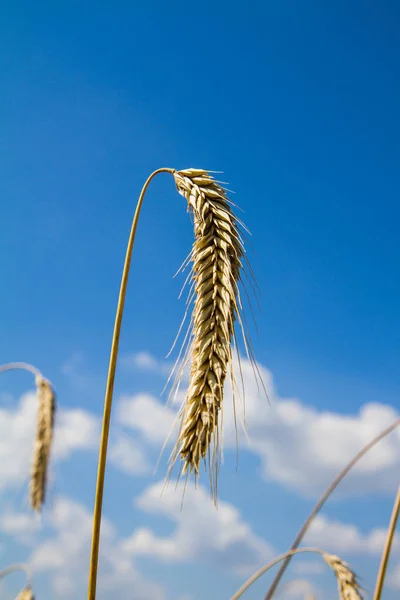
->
[322,553,364,600]
[167,168,262,498]
[16,587,35,600]
[30,376,56,512]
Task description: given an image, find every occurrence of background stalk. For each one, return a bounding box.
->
[264,418,400,600]
[372,485,400,600]
[87,168,174,600]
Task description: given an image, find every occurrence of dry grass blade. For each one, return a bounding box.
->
[170,168,259,497]
[30,376,56,512]
[16,587,35,600]
[322,553,363,600]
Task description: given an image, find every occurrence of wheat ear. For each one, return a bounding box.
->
[0,362,56,512]
[171,168,254,495]
[322,553,363,600]
[16,587,35,600]
[30,376,56,512]
[88,167,257,599]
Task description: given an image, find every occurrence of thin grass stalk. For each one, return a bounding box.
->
[229,547,361,600]
[372,484,400,600]
[87,168,175,600]
[230,548,321,600]
[264,417,400,600]
[0,563,32,586]
[0,362,42,378]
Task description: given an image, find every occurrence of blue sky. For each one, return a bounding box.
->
[1,1,400,599]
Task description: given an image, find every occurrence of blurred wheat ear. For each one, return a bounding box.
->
[30,376,56,512]
[16,587,35,600]
[0,362,56,512]
[322,553,363,600]
[169,168,261,498]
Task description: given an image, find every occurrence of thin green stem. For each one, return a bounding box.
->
[373,484,400,600]
[264,417,400,600]
[0,563,32,587]
[87,167,175,600]
[229,548,323,600]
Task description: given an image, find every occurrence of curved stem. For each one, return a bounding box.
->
[264,417,400,600]
[0,563,32,587]
[229,548,323,600]
[0,362,42,378]
[373,484,400,600]
[87,167,175,600]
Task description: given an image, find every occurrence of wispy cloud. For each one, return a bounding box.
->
[115,354,400,499]
[123,480,275,577]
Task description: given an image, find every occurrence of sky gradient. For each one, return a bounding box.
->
[1,2,400,599]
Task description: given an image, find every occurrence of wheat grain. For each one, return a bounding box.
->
[16,587,35,600]
[322,553,363,600]
[170,168,256,496]
[30,376,56,512]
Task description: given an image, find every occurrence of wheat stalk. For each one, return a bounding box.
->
[373,485,400,600]
[170,168,256,495]
[88,167,258,598]
[30,376,56,512]
[322,553,363,600]
[88,168,175,600]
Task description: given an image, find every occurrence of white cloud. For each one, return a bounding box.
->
[123,480,274,577]
[305,514,400,555]
[116,355,400,498]
[123,351,159,371]
[117,393,178,446]
[0,390,152,495]
[0,392,37,491]
[277,579,318,599]
[221,361,400,498]
[292,559,325,576]
[0,392,101,493]
[54,407,100,458]
[108,433,151,475]
[0,508,40,545]
[120,351,174,376]
[30,496,165,599]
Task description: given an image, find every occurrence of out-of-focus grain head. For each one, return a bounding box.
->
[30,376,56,511]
